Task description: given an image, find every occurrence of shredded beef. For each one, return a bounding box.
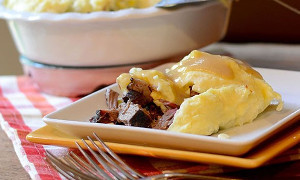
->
[123,78,153,106]
[153,108,177,130]
[90,78,179,130]
[144,102,163,120]
[89,109,119,123]
[127,78,152,100]
[105,89,119,109]
[158,99,179,110]
[90,89,119,124]
[123,90,150,107]
[118,102,152,128]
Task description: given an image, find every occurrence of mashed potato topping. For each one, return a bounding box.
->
[3,0,160,13]
[117,50,283,135]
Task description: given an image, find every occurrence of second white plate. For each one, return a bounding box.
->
[44,64,300,156]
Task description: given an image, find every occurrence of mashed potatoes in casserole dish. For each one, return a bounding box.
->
[3,0,160,13]
[115,50,283,135]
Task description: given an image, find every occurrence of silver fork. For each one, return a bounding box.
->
[45,132,238,180]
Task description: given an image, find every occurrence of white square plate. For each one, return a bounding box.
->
[44,63,300,156]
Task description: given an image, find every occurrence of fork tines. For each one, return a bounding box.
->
[46,132,145,180]
[46,132,238,180]
[45,150,98,180]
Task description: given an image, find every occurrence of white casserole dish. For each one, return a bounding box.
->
[0,0,231,66]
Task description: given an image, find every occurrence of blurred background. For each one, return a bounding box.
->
[0,0,299,75]
[0,19,23,75]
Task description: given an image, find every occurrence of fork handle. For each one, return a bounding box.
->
[139,173,239,180]
[155,0,209,7]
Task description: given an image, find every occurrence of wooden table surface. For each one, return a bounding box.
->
[0,128,30,180]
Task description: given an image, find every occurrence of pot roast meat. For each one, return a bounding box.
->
[158,99,179,110]
[90,89,120,124]
[118,102,152,128]
[153,108,177,130]
[105,88,119,109]
[127,78,152,100]
[90,81,178,130]
[144,102,163,120]
[123,90,150,107]
[123,78,153,107]
[89,109,119,123]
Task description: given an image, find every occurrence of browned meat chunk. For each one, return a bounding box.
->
[118,102,152,128]
[123,90,149,107]
[158,99,179,110]
[105,89,119,109]
[123,78,153,107]
[90,80,177,130]
[153,108,177,130]
[127,78,152,100]
[89,109,119,123]
[145,102,163,120]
